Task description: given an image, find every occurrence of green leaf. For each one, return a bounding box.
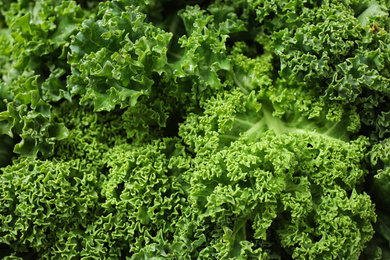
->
[68,0,172,111]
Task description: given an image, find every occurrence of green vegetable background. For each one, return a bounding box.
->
[0,0,390,259]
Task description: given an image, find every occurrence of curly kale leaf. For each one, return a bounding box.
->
[0,137,192,259]
[68,0,172,111]
[162,4,246,104]
[178,88,374,259]
[0,0,89,159]
[270,3,390,141]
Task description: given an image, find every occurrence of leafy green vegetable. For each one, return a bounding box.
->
[0,0,88,158]
[178,88,374,258]
[1,0,390,258]
[68,0,172,111]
